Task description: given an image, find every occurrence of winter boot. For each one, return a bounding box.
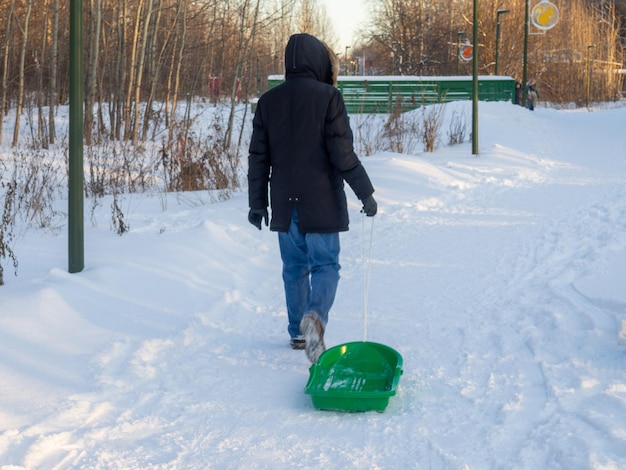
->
[290,335,306,350]
[300,312,325,363]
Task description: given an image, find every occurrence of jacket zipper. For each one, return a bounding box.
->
[292,35,298,70]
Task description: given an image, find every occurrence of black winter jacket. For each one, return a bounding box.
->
[248,33,375,233]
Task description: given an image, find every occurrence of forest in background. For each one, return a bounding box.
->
[360,0,624,104]
[0,0,624,149]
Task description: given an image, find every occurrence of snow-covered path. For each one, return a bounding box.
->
[1,102,626,469]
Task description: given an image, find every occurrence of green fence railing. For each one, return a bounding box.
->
[266,75,516,114]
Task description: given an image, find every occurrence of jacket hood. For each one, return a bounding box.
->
[284,33,334,85]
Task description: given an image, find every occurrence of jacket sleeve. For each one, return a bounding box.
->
[247,105,271,209]
[324,90,375,201]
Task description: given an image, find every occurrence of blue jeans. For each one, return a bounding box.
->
[278,208,340,338]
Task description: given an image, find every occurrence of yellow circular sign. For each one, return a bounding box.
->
[531,1,559,30]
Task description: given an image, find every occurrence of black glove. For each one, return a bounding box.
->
[361,195,377,217]
[248,208,268,230]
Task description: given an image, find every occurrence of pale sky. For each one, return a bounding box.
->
[320,0,367,49]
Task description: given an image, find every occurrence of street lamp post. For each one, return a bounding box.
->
[69,0,84,273]
[586,44,595,108]
[495,9,510,75]
[456,31,465,75]
[522,0,530,107]
[472,0,478,155]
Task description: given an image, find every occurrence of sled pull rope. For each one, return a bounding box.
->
[362,215,375,342]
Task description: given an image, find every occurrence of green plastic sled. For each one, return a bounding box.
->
[304,341,403,412]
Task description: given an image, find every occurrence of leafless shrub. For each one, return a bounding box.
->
[9,144,62,229]
[421,102,446,153]
[352,114,386,156]
[85,138,154,227]
[5,101,245,247]
[447,108,469,146]
[382,105,424,154]
[85,138,152,199]
[0,175,18,285]
[0,144,62,284]
[383,105,405,153]
[111,193,129,236]
[160,115,239,198]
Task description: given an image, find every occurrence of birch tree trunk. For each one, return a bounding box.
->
[141,0,167,142]
[48,0,59,144]
[35,2,48,147]
[225,0,260,149]
[123,0,144,141]
[130,0,154,145]
[12,0,33,147]
[84,0,102,145]
[0,0,14,146]
[113,0,127,140]
[166,0,188,144]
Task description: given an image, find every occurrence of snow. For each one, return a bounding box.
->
[1,101,626,469]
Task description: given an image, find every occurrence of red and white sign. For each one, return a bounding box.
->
[459,39,473,62]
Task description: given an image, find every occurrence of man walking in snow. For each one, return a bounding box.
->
[247,33,377,363]
[526,78,539,111]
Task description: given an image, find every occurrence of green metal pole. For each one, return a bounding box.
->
[456,31,465,76]
[472,0,478,155]
[522,0,529,108]
[68,0,84,273]
[586,45,595,108]
[495,10,510,76]
[495,21,501,76]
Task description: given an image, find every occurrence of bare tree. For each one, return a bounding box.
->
[112,0,128,141]
[0,0,15,146]
[12,0,33,147]
[0,0,621,153]
[128,0,156,144]
[48,0,59,144]
[123,0,143,142]
[165,0,188,144]
[34,0,49,146]
[363,0,623,102]
[84,0,102,145]
[140,0,166,142]
[225,0,261,149]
